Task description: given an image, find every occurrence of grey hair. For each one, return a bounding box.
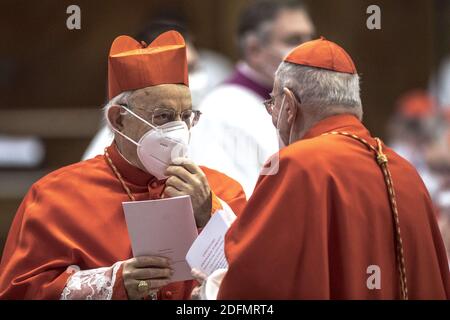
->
[103,91,133,127]
[275,61,363,120]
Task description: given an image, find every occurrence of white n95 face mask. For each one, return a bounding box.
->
[108,105,190,180]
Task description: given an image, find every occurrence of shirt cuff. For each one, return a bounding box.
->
[112,264,128,300]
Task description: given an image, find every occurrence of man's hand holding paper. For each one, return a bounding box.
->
[123,195,199,288]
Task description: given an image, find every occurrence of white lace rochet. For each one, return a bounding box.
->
[60,261,123,300]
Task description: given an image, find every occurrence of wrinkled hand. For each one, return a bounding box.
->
[122,256,173,300]
[190,268,208,300]
[165,158,212,227]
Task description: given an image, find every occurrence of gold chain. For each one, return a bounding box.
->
[104,148,161,300]
[104,148,136,201]
[322,131,408,300]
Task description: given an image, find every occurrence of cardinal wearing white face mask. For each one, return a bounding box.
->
[0,31,247,300]
[107,105,190,180]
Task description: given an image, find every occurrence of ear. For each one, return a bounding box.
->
[107,105,124,131]
[283,88,298,125]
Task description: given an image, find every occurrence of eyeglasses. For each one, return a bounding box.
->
[123,106,202,128]
[150,107,201,127]
[263,90,301,115]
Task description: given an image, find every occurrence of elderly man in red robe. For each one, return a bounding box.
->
[0,31,246,300]
[194,37,449,300]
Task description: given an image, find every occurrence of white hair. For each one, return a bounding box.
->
[103,91,133,127]
[275,62,363,120]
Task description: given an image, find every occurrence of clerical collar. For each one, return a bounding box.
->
[303,114,371,140]
[105,143,156,186]
[224,62,272,100]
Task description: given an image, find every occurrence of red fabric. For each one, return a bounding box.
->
[202,166,247,216]
[108,31,189,100]
[218,115,450,299]
[0,144,246,299]
[284,37,357,74]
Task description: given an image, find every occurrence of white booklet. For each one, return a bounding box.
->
[186,209,236,276]
[123,195,198,282]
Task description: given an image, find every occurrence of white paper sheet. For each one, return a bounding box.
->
[123,195,198,282]
[186,210,236,276]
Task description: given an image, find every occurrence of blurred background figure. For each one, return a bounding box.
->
[388,87,450,262]
[387,90,441,196]
[0,136,44,168]
[431,115,450,263]
[82,15,233,160]
[189,0,315,198]
[431,55,450,113]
